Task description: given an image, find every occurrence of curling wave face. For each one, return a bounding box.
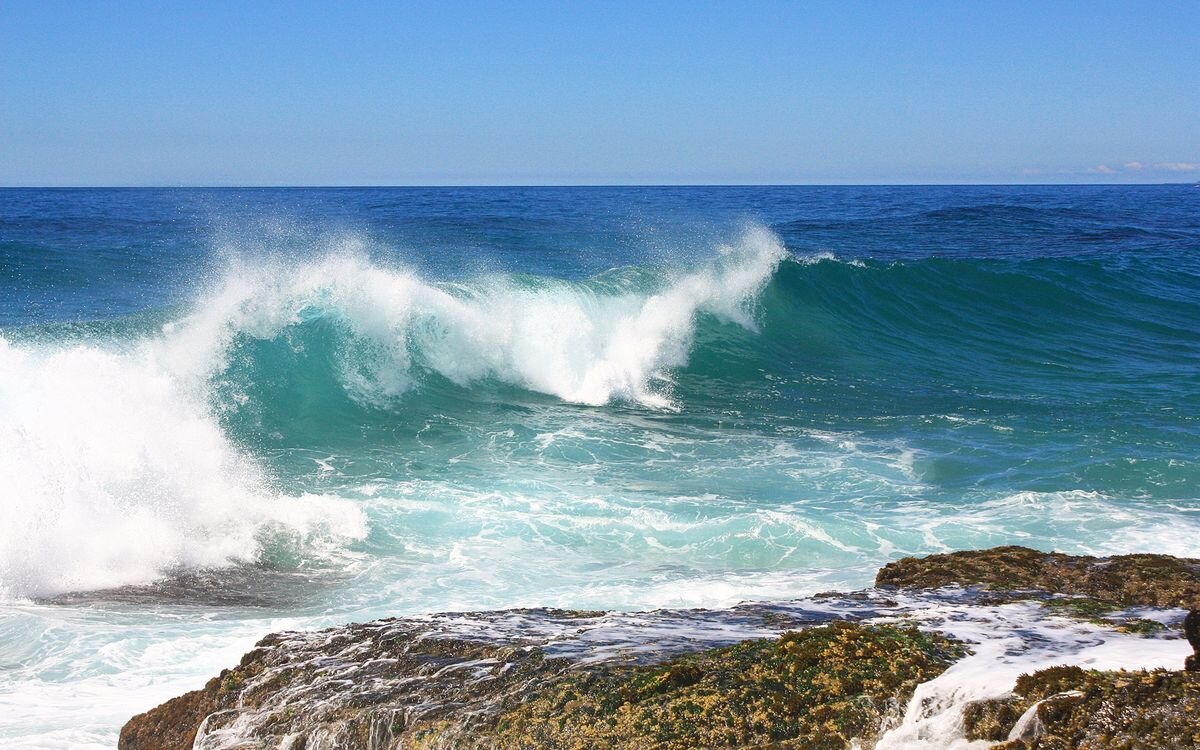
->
[174,225,786,410]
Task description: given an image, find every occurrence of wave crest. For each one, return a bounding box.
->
[175,225,787,408]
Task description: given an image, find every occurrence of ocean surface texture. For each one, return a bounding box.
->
[1,185,1198,746]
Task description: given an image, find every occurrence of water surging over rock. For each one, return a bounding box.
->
[119,548,1200,750]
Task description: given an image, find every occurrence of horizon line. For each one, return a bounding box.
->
[1,181,1196,190]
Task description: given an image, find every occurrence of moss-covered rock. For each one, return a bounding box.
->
[875,546,1200,609]
[120,620,964,750]
[964,666,1200,749]
[473,621,965,750]
[962,696,1028,742]
[121,548,1200,750]
[119,676,229,750]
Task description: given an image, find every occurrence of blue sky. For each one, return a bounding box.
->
[1,1,1197,185]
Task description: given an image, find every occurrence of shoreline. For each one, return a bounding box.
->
[119,547,1200,749]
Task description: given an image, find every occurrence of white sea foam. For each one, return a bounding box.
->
[873,599,1191,749]
[0,336,367,599]
[914,490,1200,559]
[0,607,305,750]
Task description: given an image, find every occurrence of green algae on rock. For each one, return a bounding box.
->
[876,546,1200,748]
[119,619,964,750]
[875,545,1200,609]
[120,547,1200,750]
[475,622,965,750]
[963,666,1200,749]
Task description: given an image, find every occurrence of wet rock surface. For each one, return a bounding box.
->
[963,667,1200,749]
[119,600,919,750]
[120,547,1200,749]
[883,546,1200,749]
[479,621,963,750]
[1186,609,1200,672]
[875,545,1200,609]
[119,615,961,750]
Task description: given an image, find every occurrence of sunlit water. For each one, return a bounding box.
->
[2,186,1198,746]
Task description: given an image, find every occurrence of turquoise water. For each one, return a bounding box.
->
[1,185,1199,746]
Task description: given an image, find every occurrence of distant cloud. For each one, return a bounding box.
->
[1156,162,1200,172]
[1036,161,1199,179]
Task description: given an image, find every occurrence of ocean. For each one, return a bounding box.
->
[1,185,1198,747]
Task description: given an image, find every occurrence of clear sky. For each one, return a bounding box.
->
[1,1,1197,186]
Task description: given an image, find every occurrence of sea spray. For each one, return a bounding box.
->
[171,225,787,408]
[0,334,367,599]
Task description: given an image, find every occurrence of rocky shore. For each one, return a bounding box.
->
[120,547,1200,749]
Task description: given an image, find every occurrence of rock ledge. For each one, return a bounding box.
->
[120,547,1200,749]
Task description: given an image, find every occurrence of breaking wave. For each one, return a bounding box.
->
[4,219,1199,599]
[0,227,786,598]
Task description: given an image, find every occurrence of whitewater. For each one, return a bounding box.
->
[2,185,1199,747]
[0,226,783,599]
